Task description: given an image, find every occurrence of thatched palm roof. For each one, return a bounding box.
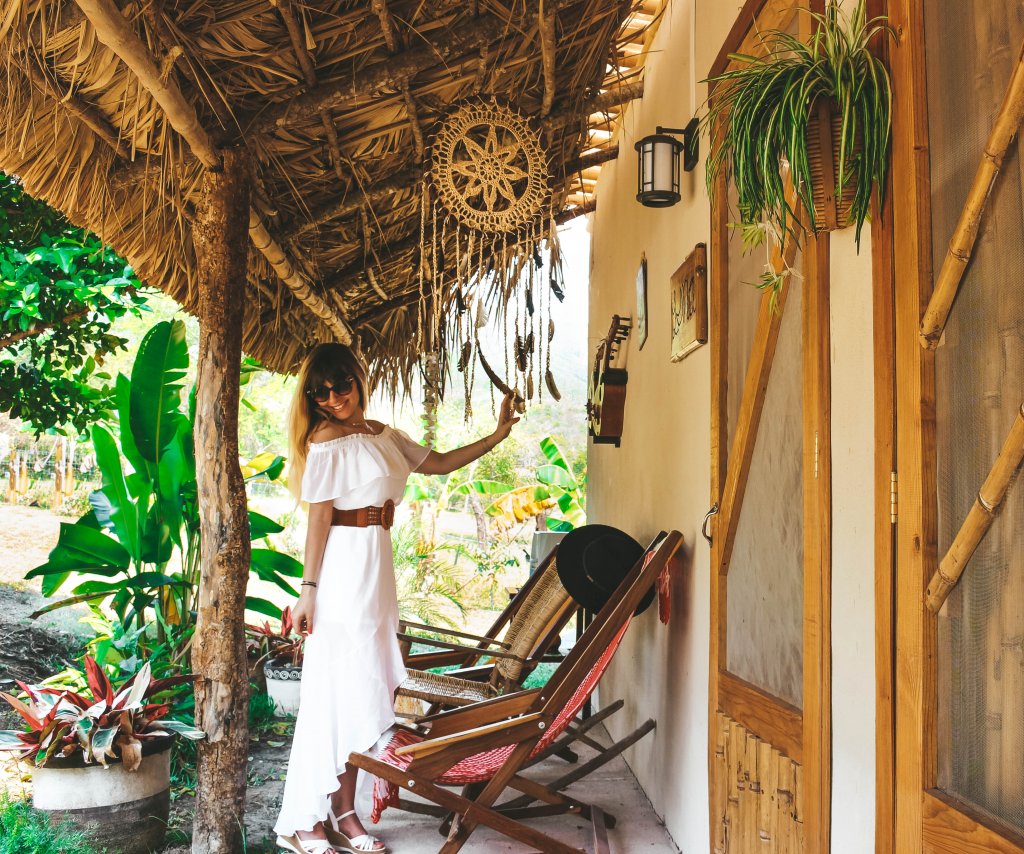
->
[0,0,656,388]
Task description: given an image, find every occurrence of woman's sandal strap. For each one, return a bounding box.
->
[276,835,336,854]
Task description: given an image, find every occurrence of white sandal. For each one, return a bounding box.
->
[276,834,336,854]
[325,808,387,853]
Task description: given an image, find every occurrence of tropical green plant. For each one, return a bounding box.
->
[703,1,894,245]
[392,521,470,628]
[485,436,586,533]
[0,173,149,434]
[25,319,300,637]
[0,656,203,768]
[246,606,304,668]
[0,793,97,854]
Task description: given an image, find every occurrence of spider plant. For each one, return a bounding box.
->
[704,1,894,245]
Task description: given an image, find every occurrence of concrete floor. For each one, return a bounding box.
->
[367,723,679,854]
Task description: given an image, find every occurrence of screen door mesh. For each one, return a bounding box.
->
[725,259,804,708]
[926,0,1024,831]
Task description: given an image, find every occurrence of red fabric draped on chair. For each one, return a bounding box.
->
[370,619,631,822]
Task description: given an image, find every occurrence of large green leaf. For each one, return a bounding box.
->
[156,424,191,548]
[448,479,513,497]
[91,423,140,560]
[129,320,188,465]
[539,436,571,473]
[115,373,151,489]
[556,492,586,528]
[250,548,302,596]
[71,572,180,596]
[27,523,131,582]
[249,511,284,540]
[245,596,283,619]
[536,465,577,490]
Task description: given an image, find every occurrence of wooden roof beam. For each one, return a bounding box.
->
[20,55,131,160]
[74,0,353,344]
[251,0,582,136]
[539,0,557,116]
[275,0,352,187]
[287,166,422,238]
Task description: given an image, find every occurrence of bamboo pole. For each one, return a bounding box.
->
[926,403,1024,612]
[919,38,1024,348]
[725,718,741,851]
[712,713,728,854]
[775,756,794,852]
[756,739,773,846]
[74,0,353,344]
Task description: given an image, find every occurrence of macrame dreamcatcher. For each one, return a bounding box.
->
[416,98,566,428]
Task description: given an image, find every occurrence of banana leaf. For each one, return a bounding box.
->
[129,320,188,466]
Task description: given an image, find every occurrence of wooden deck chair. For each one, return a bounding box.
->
[395,549,577,710]
[350,530,683,854]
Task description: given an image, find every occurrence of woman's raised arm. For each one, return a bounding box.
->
[415,391,520,475]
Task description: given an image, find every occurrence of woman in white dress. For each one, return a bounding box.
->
[274,343,519,854]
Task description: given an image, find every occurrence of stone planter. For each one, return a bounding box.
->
[32,738,171,854]
[264,657,302,716]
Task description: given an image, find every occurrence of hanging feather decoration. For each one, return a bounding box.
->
[545,369,561,401]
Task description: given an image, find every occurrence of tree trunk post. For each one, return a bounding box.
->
[191,146,252,854]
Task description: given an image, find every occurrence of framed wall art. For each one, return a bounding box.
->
[636,254,649,350]
[669,243,708,361]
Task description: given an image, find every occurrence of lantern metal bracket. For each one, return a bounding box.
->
[655,118,700,172]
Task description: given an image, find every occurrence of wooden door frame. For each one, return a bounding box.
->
[889,0,1024,851]
[707,3,832,851]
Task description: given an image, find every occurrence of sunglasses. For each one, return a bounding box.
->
[306,376,356,402]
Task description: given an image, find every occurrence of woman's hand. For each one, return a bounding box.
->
[491,391,521,446]
[292,588,317,635]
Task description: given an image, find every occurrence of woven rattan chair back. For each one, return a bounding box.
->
[493,556,572,685]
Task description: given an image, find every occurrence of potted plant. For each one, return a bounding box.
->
[247,606,304,717]
[704,1,894,246]
[0,656,203,854]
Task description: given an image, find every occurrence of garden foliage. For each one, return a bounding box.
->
[0,174,149,433]
[0,656,202,768]
[25,319,301,634]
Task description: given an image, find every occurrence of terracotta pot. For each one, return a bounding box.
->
[264,657,302,717]
[32,738,171,854]
[805,98,861,232]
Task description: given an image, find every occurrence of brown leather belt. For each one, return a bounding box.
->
[331,499,395,530]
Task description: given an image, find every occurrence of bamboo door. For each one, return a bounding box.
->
[891,0,1024,852]
[706,8,831,853]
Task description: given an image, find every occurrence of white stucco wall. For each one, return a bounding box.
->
[586,2,878,852]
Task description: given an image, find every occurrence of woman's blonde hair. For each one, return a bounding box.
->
[287,343,369,498]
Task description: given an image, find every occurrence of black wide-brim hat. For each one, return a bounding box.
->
[556,524,655,615]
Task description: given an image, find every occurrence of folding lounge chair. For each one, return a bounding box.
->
[395,549,577,710]
[351,530,684,854]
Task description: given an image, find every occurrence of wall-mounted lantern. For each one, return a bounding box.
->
[634,118,699,208]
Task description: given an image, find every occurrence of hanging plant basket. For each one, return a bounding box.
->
[805,97,862,232]
[703,1,893,246]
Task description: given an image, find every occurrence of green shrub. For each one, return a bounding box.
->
[0,793,97,854]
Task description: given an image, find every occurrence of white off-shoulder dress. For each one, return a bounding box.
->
[274,426,430,837]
